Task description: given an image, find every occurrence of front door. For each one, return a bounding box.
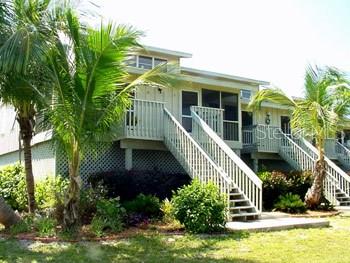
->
[181,91,198,132]
[280,116,291,135]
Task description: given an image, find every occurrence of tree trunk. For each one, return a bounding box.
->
[0,197,21,228]
[305,145,326,209]
[63,146,81,230]
[17,112,36,213]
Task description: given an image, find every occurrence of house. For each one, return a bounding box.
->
[1,46,350,220]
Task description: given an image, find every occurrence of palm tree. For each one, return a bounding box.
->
[249,65,350,208]
[43,10,181,229]
[0,0,61,213]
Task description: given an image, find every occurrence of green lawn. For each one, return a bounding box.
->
[1,216,350,263]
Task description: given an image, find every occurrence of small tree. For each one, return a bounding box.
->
[44,10,180,229]
[249,65,350,208]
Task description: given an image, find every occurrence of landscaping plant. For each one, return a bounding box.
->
[274,193,307,214]
[171,180,227,233]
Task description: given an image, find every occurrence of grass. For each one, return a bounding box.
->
[1,216,350,262]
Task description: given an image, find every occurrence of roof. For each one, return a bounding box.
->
[143,46,192,58]
[181,67,270,86]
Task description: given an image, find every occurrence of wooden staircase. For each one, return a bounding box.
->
[163,108,262,221]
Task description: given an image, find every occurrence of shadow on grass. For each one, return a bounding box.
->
[0,232,257,263]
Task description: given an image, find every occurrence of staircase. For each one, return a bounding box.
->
[335,142,350,171]
[278,130,350,206]
[163,108,262,220]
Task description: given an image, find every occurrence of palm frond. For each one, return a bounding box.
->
[248,87,296,110]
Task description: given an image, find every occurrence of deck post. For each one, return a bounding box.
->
[125,148,133,170]
[253,158,259,173]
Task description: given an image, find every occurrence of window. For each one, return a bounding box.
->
[154,58,167,66]
[202,89,220,108]
[182,91,198,132]
[138,56,153,69]
[127,55,168,69]
[240,89,251,100]
[202,89,239,141]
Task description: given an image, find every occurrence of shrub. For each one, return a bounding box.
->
[35,176,69,210]
[79,183,108,224]
[258,170,313,210]
[161,198,175,223]
[274,193,307,214]
[90,197,125,236]
[34,216,57,237]
[171,180,227,233]
[89,169,190,201]
[9,215,34,235]
[0,164,27,211]
[123,194,161,218]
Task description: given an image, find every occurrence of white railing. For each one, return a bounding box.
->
[325,139,337,159]
[191,106,224,138]
[242,127,253,146]
[278,131,339,205]
[243,125,280,152]
[336,142,350,169]
[191,110,262,213]
[124,99,164,140]
[163,108,231,204]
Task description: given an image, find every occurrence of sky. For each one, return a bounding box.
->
[87,0,350,97]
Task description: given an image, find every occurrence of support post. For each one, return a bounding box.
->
[125,148,133,170]
[253,158,259,173]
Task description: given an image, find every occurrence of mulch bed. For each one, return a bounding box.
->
[290,210,340,218]
[0,222,185,243]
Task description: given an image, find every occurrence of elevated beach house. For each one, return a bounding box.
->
[1,46,350,220]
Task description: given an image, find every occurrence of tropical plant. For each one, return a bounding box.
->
[42,10,180,229]
[0,0,63,213]
[249,65,350,208]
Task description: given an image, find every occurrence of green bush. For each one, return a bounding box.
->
[9,215,34,235]
[123,194,161,218]
[258,170,313,210]
[0,164,27,211]
[35,176,69,210]
[160,198,175,223]
[90,197,125,236]
[34,216,57,237]
[171,180,227,233]
[274,193,307,214]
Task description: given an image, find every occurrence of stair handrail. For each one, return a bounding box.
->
[336,141,350,156]
[300,138,350,183]
[191,109,262,212]
[163,108,232,187]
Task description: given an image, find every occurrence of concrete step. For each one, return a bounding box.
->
[230,212,260,218]
[230,199,250,203]
[230,205,254,210]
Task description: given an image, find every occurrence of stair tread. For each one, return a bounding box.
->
[229,206,254,210]
[230,199,249,203]
[231,212,260,217]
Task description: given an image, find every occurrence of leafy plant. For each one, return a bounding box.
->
[123,194,161,218]
[161,198,175,224]
[34,216,57,237]
[171,180,227,233]
[35,176,69,210]
[9,215,34,235]
[0,164,27,211]
[274,193,306,214]
[90,198,125,236]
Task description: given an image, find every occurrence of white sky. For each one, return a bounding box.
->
[88,0,350,97]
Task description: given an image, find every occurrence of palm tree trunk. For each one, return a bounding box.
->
[0,197,21,228]
[63,145,81,230]
[17,111,36,213]
[305,144,326,209]
[22,135,36,213]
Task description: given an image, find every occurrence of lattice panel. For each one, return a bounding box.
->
[56,142,125,184]
[0,141,55,181]
[132,149,186,174]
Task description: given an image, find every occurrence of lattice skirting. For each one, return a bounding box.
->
[56,142,125,185]
[0,141,55,181]
[132,149,185,174]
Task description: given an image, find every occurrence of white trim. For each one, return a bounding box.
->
[143,46,192,58]
[181,67,269,85]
